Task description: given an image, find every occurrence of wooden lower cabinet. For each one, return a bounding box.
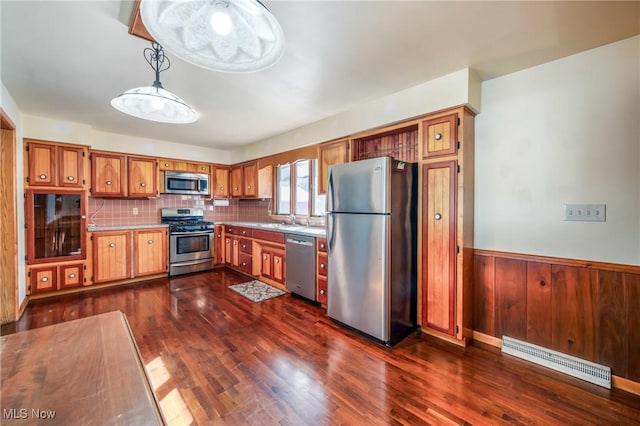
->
[133,228,167,276]
[92,231,131,283]
[28,262,85,295]
[214,225,225,265]
[257,244,285,284]
[421,161,456,336]
[316,237,328,304]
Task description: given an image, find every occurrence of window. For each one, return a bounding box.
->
[275,159,324,217]
[275,164,290,215]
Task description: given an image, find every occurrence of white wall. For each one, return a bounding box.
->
[231,68,481,163]
[475,36,640,265]
[23,115,232,164]
[1,81,26,307]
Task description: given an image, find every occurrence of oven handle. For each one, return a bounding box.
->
[170,231,214,236]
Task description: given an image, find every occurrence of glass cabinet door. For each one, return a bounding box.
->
[27,190,85,263]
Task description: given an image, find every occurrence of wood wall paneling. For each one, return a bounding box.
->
[473,255,495,335]
[525,262,552,347]
[495,258,527,340]
[627,273,640,382]
[353,125,418,163]
[597,270,627,377]
[550,265,597,360]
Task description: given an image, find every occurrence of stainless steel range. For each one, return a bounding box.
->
[161,208,215,276]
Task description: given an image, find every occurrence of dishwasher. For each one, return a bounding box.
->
[285,234,317,301]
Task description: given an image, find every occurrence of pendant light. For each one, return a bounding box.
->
[111,42,197,124]
[139,0,285,73]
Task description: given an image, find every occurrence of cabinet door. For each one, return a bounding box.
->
[60,263,84,289]
[257,165,273,198]
[422,113,457,159]
[318,139,349,194]
[29,266,57,294]
[317,253,327,277]
[422,161,456,336]
[215,225,225,264]
[28,142,56,186]
[272,250,284,283]
[224,237,232,265]
[93,232,131,283]
[193,163,210,173]
[214,167,229,198]
[230,166,243,197]
[317,276,328,305]
[128,157,157,197]
[261,250,272,279]
[159,159,173,171]
[134,229,167,276]
[92,153,125,197]
[231,238,240,268]
[243,162,257,197]
[58,145,84,188]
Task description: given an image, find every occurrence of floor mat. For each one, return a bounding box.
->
[228,280,286,303]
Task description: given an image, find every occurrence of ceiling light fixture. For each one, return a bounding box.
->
[111,42,197,124]
[140,0,285,73]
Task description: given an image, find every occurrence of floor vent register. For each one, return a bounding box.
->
[501,336,611,389]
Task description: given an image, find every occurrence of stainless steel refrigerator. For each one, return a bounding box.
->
[326,156,417,346]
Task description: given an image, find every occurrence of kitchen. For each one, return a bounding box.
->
[2,1,640,424]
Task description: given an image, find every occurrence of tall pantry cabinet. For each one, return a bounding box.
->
[419,106,475,345]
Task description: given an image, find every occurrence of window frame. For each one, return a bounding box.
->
[273,159,323,219]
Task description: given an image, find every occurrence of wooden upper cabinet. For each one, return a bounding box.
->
[133,228,167,277]
[213,166,229,198]
[26,140,85,188]
[422,113,458,159]
[257,165,273,199]
[159,158,210,173]
[128,157,157,197]
[91,153,125,197]
[230,166,243,197]
[318,139,349,194]
[243,162,257,197]
[422,160,457,336]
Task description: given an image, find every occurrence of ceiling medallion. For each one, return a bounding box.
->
[140,0,285,73]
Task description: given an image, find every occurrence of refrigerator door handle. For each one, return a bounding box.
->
[326,167,334,213]
[327,212,336,252]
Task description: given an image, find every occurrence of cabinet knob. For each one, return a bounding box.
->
[217,234,221,238]
[109,243,116,248]
[434,213,442,220]
[140,182,146,187]
[247,185,251,189]
[39,174,47,180]
[226,240,230,244]
[435,132,443,141]
[242,231,246,235]
[320,263,326,269]
[233,241,238,246]
[67,175,75,181]
[242,262,247,266]
[201,166,206,171]
[320,289,326,295]
[219,186,224,190]
[68,273,76,279]
[320,243,325,249]
[164,162,170,167]
[264,255,268,260]
[106,181,112,186]
[147,239,154,244]
[539,280,546,287]
[41,276,49,282]
[242,244,246,249]
[234,186,238,190]
[275,258,280,264]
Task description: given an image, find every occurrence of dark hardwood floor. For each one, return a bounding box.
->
[3,268,640,425]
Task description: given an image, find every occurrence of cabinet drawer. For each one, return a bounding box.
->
[225,226,253,237]
[253,229,285,244]
[317,275,327,305]
[239,238,252,254]
[60,263,83,289]
[317,253,328,276]
[29,266,57,294]
[238,253,253,275]
[317,238,328,253]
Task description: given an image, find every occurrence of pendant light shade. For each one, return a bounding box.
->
[140,0,285,73]
[111,42,197,124]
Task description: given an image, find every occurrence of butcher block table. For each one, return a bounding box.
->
[1,311,164,425]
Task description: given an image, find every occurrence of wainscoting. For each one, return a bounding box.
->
[474,250,640,384]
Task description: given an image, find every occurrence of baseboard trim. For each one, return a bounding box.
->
[472,331,639,396]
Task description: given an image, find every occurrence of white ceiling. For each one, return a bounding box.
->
[1,1,639,150]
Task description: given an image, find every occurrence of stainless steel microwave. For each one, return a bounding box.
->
[164,171,209,195]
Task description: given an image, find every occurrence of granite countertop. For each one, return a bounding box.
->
[223,221,327,238]
[88,224,169,232]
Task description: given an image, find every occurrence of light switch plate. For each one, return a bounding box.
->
[564,204,606,222]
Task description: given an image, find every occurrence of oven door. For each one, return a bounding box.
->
[170,231,214,263]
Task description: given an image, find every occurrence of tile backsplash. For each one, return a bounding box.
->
[88,195,272,227]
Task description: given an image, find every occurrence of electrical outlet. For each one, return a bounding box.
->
[564,204,605,222]
[132,207,139,215]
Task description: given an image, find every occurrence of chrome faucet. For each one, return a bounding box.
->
[305,217,310,227]
[289,214,296,225]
